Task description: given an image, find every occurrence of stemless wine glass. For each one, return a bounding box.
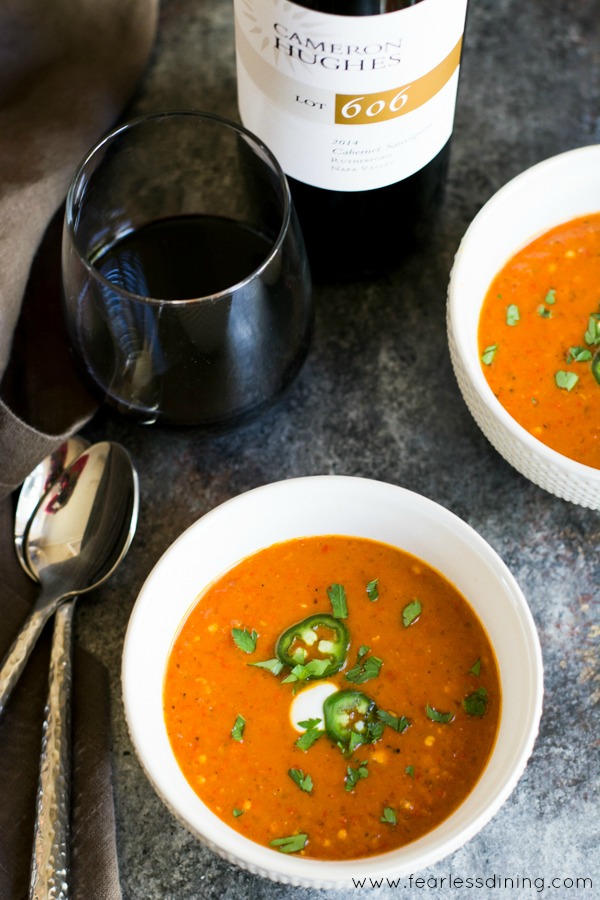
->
[61,111,313,428]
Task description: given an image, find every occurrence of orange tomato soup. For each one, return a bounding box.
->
[163,536,501,860]
[478,212,600,469]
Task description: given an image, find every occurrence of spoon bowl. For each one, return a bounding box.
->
[14,437,90,579]
[25,441,139,593]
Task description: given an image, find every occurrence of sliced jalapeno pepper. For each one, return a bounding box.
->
[275,613,349,679]
[592,349,600,386]
[323,689,379,746]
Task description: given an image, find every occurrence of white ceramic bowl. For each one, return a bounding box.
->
[122,475,543,890]
[448,144,600,509]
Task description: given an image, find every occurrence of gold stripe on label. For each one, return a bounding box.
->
[334,37,463,126]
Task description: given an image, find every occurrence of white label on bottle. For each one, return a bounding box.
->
[234,0,468,191]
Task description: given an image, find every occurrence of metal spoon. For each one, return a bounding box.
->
[0,441,139,715]
[12,438,88,900]
[22,441,139,899]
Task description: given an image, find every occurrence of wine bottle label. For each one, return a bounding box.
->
[234,0,468,191]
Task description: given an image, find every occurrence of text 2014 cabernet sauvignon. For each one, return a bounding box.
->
[234,0,469,279]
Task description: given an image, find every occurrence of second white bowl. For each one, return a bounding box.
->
[448,144,600,509]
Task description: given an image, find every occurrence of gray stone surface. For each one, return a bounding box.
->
[76,1,599,897]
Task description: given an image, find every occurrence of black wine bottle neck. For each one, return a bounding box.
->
[296,1,422,14]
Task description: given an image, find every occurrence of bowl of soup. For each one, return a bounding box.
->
[448,144,600,509]
[122,475,543,889]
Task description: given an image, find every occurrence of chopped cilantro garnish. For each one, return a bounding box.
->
[567,346,592,363]
[345,645,383,684]
[402,599,422,628]
[377,709,410,733]
[297,717,321,730]
[231,714,246,741]
[463,687,489,717]
[270,833,308,854]
[365,719,385,743]
[426,704,454,724]
[346,730,364,754]
[248,657,284,676]
[366,578,379,602]
[506,304,520,326]
[231,627,258,654]
[481,344,498,365]
[405,765,415,778]
[327,583,348,619]
[469,658,481,676]
[295,724,323,752]
[555,370,579,391]
[288,768,313,793]
[584,313,600,346]
[282,658,331,684]
[344,760,369,791]
[232,808,244,817]
[381,806,397,825]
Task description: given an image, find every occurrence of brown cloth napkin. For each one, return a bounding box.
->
[0,0,158,494]
[0,1,158,897]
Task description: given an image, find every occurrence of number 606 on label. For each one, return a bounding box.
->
[335,85,412,126]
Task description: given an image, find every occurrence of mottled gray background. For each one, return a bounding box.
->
[77,1,599,898]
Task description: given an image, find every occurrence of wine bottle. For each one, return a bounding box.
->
[234,0,469,280]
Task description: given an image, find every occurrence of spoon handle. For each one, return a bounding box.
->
[29,600,75,900]
[0,591,61,717]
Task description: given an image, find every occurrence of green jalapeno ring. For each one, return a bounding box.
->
[275,613,349,678]
[323,689,379,746]
[592,349,600,386]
